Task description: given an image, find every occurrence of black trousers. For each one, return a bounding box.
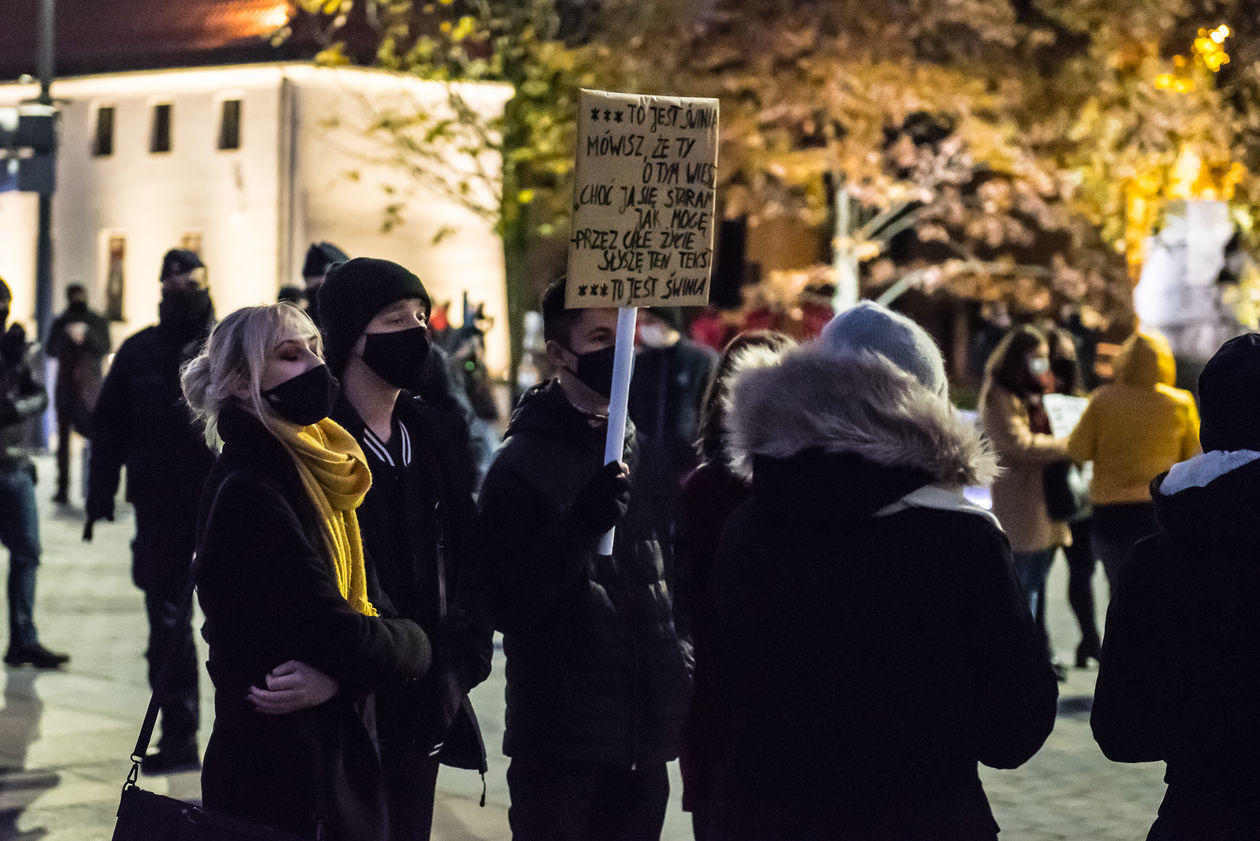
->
[380,742,441,841]
[1092,502,1160,595]
[133,505,199,748]
[54,398,92,499]
[507,755,669,841]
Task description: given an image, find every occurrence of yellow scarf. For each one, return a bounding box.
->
[271,417,377,617]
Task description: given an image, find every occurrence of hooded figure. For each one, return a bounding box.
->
[1069,330,1200,591]
[710,302,1057,841]
[1093,332,1260,841]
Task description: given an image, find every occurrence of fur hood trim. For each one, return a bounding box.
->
[726,347,998,486]
[709,340,796,467]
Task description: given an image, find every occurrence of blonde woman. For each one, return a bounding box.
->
[181,303,429,841]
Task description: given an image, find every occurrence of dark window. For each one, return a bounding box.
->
[106,235,126,321]
[92,106,114,157]
[150,103,172,153]
[218,99,242,150]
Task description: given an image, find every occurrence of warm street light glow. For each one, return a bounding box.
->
[264,4,290,29]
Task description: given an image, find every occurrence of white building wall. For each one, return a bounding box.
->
[1,67,285,341]
[1,64,510,372]
[288,66,511,372]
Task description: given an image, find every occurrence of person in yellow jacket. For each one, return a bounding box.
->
[1068,330,1200,594]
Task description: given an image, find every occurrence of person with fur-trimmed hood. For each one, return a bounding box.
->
[710,301,1058,841]
[1092,332,1260,840]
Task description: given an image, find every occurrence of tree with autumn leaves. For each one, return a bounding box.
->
[288,0,1259,373]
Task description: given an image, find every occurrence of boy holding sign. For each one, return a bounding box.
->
[476,277,690,839]
[478,88,717,839]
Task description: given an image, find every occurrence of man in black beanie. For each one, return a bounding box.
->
[318,258,492,840]
[86,248,216,773]
[476,277,689,841]
[1094,331,1260,839]
[0,278,69,668]
[301,241,349,329]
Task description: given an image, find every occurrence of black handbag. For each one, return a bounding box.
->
[113,784,307,841]
[1043,460,1092,523]
[110,475,316,841]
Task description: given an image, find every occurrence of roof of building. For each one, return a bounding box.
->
[0,0,329,81]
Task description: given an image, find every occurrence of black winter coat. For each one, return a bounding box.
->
[628,338,717,479]
[195,408,430,841]
[331,393,492,768]
[89,319,215,583]
[477,380,692,767]
[0,339,48,472]
[47,302,111,424]
[712,349,1057,841]
[1093,452,1260,840]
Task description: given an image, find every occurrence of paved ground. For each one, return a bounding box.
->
[0,453,1166,840]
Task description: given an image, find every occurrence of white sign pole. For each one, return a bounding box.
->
[598,306,638,556]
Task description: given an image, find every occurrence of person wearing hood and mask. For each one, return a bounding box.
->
[47,283,111,505]
[1068,330,1200,595]
[86,248,216,773]
[476,276,691,841]
[317,258,491,841]
[1092,332,1260,840]
[302,241,350,330]
[711,302,1057,841]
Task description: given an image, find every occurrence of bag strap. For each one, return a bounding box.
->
[125,471,240,777]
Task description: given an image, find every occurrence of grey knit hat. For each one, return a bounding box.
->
[818,301,948,397]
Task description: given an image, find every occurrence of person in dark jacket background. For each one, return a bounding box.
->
[675,329,794,841]
[629,307,718,482]
[47,283,111,505]
[0,279,69,668]
[319,258,492,840]
[85,248,216,773]
[1093,332,1260,841]
[711,302,1058,841]
[183,303,430,841]
[302,241,349,330]
[477,277,692,841]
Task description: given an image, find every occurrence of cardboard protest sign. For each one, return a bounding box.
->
[566,89,720,310]
[1043,393,1089,439]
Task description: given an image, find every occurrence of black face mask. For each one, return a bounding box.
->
[159,287,213,337]
[361,326,431,392]
[564,344,618,399]
[263,364,339,426]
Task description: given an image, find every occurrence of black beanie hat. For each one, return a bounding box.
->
[303,242,350,278]
[1198,332,1260,452]
[159,249,205,281]
[0,277,10,304]
[319,257,431,375]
